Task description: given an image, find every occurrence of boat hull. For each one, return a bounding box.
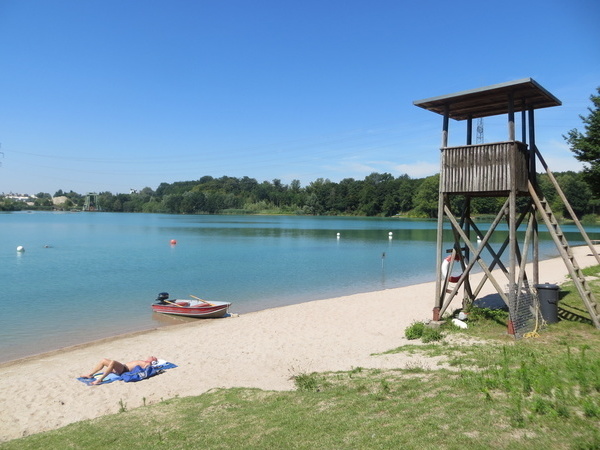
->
[152,300,231,318]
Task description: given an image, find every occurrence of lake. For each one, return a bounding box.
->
[1,211,598,363]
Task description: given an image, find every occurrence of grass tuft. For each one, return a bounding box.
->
[293,372,320,392]
[404,321,426,340]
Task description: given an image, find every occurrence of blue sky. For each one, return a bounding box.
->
[0,0,598,195]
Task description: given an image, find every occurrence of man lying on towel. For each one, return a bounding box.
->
[81,356,158,385]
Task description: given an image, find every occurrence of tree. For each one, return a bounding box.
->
[564,87,600,197]
[162,194,183,214]
[181,191,205,214]
[395,174,416,213]
[413,174,440,218]
[556,172,592,218]
[34,197,52,208]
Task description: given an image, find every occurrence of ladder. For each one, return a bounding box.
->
[529,181,600,329]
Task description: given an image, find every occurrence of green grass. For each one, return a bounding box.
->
[404,321,443,343]
[559,264,600,328]
[3,267,600,449]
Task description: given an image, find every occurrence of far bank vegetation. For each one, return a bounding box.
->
[2,171,599,222]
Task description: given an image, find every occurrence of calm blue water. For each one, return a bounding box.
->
[1,211,598,363]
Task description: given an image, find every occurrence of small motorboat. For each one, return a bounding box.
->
[152,292,231,318]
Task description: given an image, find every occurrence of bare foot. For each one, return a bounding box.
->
[91,380,102,385]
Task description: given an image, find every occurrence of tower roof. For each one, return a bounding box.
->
[413,78,561,121]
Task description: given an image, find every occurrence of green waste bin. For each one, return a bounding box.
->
[535,283,560,324]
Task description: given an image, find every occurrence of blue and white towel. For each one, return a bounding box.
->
[78,359,177,386]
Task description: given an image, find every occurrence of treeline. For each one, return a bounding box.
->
[3,171,599,220]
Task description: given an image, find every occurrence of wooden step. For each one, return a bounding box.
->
[530,185,600,329]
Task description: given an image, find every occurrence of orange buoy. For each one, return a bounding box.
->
[170,239,177,245]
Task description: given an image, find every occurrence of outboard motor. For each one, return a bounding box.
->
[156,292,170,304]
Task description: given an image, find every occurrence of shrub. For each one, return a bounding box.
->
[405,322,426,340]
[404,322,443,343]
[467,307,509,324]
[294,372,319,392]
[421,327,443,343]
[581,214,599,225]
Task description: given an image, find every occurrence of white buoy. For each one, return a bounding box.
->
[388,231,393,239]
[16,246,25,253]
[336,232,341,239]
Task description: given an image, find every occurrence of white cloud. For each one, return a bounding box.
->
[537,138,585,173]
[317,156,441,181]
[392,161,439,178]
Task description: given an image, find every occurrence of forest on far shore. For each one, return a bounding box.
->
[3,170,599,222]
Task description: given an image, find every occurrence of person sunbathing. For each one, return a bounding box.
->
[81,356,158,385]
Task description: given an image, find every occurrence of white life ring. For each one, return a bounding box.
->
[441,254,463,283]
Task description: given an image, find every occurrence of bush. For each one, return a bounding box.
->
[294,372,319,392]
[405,322,426,340]
[581,214,599,224]
[421,327,443,343]
[404,322,443,343]
[467,307,509,324]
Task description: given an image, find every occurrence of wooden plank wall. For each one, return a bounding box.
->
[441,141,528,194]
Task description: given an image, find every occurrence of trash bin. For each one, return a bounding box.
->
[535,283,560,324]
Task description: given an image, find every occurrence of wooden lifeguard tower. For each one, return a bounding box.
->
[414,78,600,335]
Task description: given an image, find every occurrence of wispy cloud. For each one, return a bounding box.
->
[538,138,585,172]
[392,161,439,178]
[318,156,439,181]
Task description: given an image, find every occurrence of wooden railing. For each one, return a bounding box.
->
[441,141,529,194]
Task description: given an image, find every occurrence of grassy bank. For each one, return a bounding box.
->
[3,267,600,449]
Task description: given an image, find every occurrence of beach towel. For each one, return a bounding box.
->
[120,364,160,382]
[77,360,177,386]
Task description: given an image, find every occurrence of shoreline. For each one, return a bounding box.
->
[1,245,598,443]
[0,246,584,367]
[0,284,416,367]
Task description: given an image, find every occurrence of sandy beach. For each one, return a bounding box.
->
[1,245,598,443]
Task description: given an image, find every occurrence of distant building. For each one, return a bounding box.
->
[83,193,101,211]
[6,194,36,203]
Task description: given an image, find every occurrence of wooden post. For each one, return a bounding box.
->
[463,196,473,308]
[435,107,450,321]
[529,108,539,286]
[528,108,537,180]
[508,188,517,335]
[434,191,445,321]
[508,92,515,141]
[507,133,517,335]
[442,104,449,148]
